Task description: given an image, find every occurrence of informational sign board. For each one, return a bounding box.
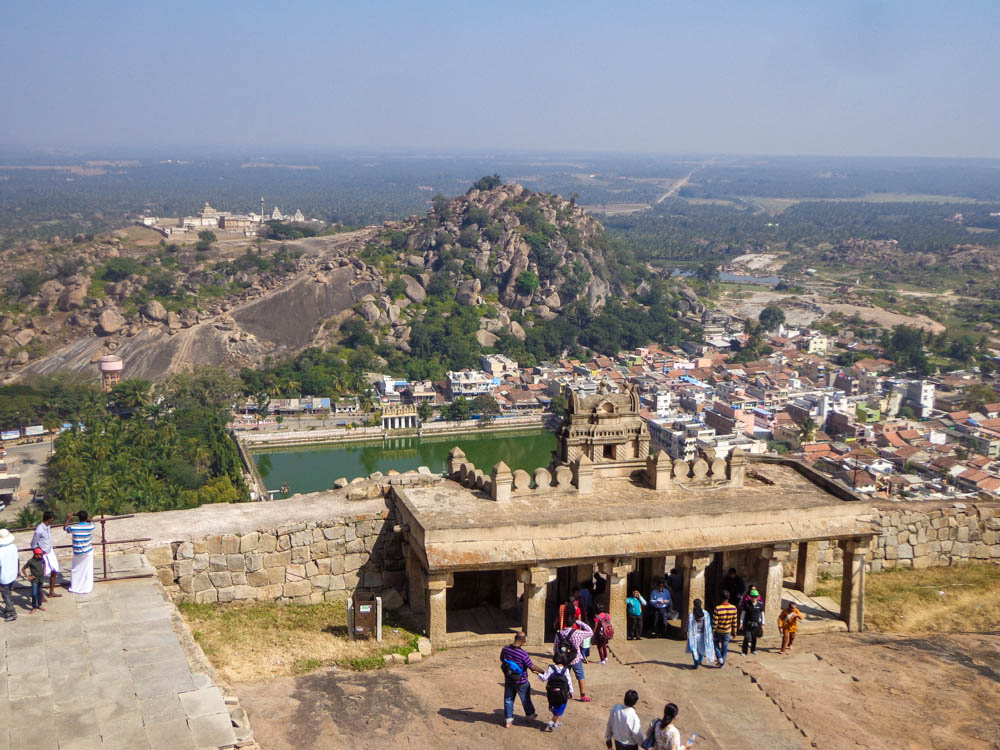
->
[25,425,45,436]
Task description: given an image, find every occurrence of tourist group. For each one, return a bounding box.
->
[499,568,804,747]
[0,510,97,621]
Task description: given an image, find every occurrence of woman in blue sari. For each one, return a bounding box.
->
[685,598,716,669]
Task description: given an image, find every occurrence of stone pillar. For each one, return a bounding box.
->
[646,450,673,490]
[405,544,426,615]
[573,455,593,494]
[518,567,556,646]
[678,552,712,634]
[523,567,556,645]
[728,448,747,488]
[598,558,634,636]
[490,461,513,502]
[759,546,785,637]
[839,538,869,632]
[447,447,466,477]
[425,573,453,647]
[795,541,818,595]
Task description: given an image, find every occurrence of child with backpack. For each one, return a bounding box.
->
[554,617,593,702]
[592,603,614,665]
[537,653,573,731]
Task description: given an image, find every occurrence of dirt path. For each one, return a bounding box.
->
[235,631,1000,750]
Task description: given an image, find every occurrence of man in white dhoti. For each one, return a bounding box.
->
[64,510,96,595]
[31,511,63,599]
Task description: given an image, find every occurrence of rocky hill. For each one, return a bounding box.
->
[0,181,642,382]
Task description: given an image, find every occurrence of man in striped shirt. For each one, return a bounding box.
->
[712,591,739,667]
[64,510,96,595]
[500,631,543,728]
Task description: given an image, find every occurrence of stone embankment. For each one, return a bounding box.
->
[237,415,545,446]
[815,501,1000,573]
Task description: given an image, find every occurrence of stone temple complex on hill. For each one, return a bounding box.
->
[139,201,306,238]
[393,386,877,646]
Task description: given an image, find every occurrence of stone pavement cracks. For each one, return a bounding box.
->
[0,576,240,749]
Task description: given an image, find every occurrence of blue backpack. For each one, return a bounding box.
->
[501,656,525,684]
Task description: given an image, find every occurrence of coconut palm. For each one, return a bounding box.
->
[798,416,819,444]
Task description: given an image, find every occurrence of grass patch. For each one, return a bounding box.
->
[177,600,421,683]
[815,563,1000,634]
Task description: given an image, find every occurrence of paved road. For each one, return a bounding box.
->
[655,172,694,204]
[0,574,241,749]
[0,438,52,517]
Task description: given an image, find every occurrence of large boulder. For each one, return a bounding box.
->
[57,280,90,311]
[39,279,65,299]
[166,311,182,330]
[541,290,562,310]
[96,309,125,336]
[12,328,34,347]
[531,305,558,321]
[454,279,481,307]
[141,300,168,322]
[475,329,499,347]
[402,275,426,303]
[509,321,526,341]
[359,301,381,323]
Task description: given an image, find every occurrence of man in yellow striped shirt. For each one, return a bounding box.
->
[712,591,739,667]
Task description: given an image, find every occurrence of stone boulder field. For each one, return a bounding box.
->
[0,181,642,383]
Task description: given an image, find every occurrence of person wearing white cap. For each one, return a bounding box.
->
[0,528,20,621]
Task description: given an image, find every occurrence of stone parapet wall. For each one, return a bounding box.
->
[139,475,440,606]
[147,509,406,605]
[814,502,1000,573]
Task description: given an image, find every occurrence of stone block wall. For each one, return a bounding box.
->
[815,502,1000,574]
[146,508,407,605]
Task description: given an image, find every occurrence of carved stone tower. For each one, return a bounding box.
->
[555,384,650,476]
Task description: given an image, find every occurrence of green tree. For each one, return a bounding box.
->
[417,400,433,423]
[471,174,502,191]
[458,225,480,248]
[471,394,500,420]
[385,277,407,300]
[196,230,217,251]
[549,393,568,416]
[797,415,819,444]
[515,270,540,297]
[108,379,152,415]
[444,398,471,421]
[759,305,785,330]
[252,392,270,424]
[963,384,999,413]
[694,263,719,284]
[101,257,142,282]
[6,270,43,299]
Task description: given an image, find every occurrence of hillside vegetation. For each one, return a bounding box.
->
[1,179,700,385]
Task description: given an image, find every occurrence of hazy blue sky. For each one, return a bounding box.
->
[2,0,998,157]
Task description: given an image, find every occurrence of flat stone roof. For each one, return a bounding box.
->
[394,461,877,572]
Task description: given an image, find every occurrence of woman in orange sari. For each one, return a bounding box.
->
[778,602,803,654]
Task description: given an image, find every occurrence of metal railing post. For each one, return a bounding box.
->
[101,512,108,580]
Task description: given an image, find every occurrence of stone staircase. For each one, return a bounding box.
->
[613,637,813,749]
